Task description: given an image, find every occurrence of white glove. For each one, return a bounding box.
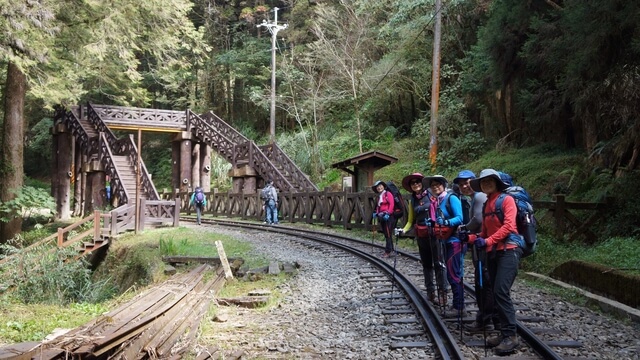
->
[394,228,404,235]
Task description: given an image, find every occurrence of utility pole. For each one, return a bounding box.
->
[258,7,288,144]
[429,0,442,171]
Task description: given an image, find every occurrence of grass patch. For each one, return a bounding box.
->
[0,226,286,346]
[0,302,106,343]
[521,235,640,276]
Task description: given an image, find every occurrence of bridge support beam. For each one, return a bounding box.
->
[201,144,212,192]
[82,160,106,215]
[173,132,193,193]
[228,165,257,194]
[52,122,72,220]
[192,143,201,188]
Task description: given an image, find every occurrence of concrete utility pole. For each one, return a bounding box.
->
[429,0,442,171]
[258,7,288,144]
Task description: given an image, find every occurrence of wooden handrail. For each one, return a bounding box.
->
[168,189,611,242]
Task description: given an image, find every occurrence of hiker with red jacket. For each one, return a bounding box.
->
[399,173,447,305]
[372,180,396,258]
[468,169,522,355]
[454,170,497,332]
[422,175,465,318]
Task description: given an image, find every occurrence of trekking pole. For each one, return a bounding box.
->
[428,221,445,312]
[371,217,377,254]
[476,245,487,357]
[389,228,401,304]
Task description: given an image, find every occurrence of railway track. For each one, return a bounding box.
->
[189,217,586,360]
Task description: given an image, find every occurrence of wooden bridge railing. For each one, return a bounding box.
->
[166,189,612,242]
[533,194,613,243]
[0,200,181,265]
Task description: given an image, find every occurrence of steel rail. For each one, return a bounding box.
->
[193,217,568,360]
[193,218,465,360]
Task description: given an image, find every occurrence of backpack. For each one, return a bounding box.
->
[484,176,538,257]
[194,189,205,205]
[260,186,272,201]
[386,181,405,219]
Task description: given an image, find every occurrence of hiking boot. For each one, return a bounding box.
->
[443,306,466,318]
[427,291,438,304]
[381,251,391,258]
[437,291,448,307]
[486,335,503,348]
[464,321,494,332]
[494,336,519,355]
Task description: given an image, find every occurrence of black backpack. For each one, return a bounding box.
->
[260,186,272,201]
[386,181,405,219]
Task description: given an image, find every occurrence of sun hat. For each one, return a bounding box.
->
[422,175,448,189]
[401,173,424,192]
[453,170,476,184]
[371,180,387,192]
[469,169,509,192]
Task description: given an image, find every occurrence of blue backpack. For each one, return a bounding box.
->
[485,174,538,257]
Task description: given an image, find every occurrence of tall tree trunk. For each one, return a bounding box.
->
[0,62,26,243]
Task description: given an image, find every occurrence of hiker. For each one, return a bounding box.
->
[399,173,447,305]
[372,180,396,257]
[468,169,522,355]
[454,170,497,332]
[262,180,279,225]
[105,175,111,204]
[190,187,207,225]
[422,175,465,317]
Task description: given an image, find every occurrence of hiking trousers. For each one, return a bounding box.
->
[195,204,203,225]
[266,199,278,224]
[379,216,397,253]
[487,247,522,338]
[445,239,466,310]
[416,235,447,295]
[473,250,498,326]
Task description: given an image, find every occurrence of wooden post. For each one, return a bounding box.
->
[201,144,212,192]
[180,137,192,193]
[554,194,566,240]
[93,210,101,241]
[110,208,118,237]
[135,130,141,233]
[215,240,234,279]
[192,143,201,188]
[57,227,63,247]
[342,188,349,229]
[56,124,72,220]
[173,198,180,227]
[139,198,146,231]
[324,187,331,227]
[172,142,180,191]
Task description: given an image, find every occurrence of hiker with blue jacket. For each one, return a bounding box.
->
[422,175,465,318]
[263,180,279,225]
[468,169,522,355]
[372,180,396,258]
[399,173,448,305]
[454,170,497,332]
[189,187,207,225]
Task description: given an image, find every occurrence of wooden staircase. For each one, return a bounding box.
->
[191,111,318,192]
[111,155,151,200]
